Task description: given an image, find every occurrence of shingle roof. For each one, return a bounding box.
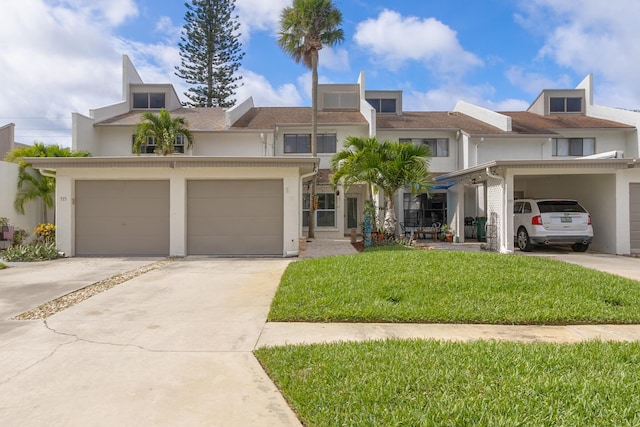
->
[95,107,227,131]
[502,112,634,135]
[230,107,368,129]
[376,112,503,134]
[95,107,633,136]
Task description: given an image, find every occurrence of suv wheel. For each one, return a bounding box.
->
[517,228,533,252]
[571,243,589,252]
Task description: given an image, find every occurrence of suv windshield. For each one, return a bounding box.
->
[537,200,586,213]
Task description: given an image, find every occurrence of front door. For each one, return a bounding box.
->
[346,197,358,233]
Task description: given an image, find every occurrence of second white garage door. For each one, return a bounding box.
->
[187,180,283,255]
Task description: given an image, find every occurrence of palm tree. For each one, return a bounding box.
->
[133,109,194,155]
[375,141,432,237]
[278,0,344,238]
[4,142,91,223]
[331,137,432,237]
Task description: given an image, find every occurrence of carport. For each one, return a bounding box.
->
[440,159,640,255]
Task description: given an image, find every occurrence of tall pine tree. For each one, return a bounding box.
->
[176,0,244,108]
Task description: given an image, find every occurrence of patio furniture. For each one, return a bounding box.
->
[414,222,441,240]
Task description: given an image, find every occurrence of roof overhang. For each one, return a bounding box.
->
[26,156,320,174]
[435,158,639,186]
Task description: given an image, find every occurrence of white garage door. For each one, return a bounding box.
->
[187,180,283,255]
[75,180,170,256]
[631,183,640,255]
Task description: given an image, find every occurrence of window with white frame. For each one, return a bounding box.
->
[284,133,337,153]
[132,134,186,153]
[303,193,336,227]
[552,138,595,156]
[399,138,449,157]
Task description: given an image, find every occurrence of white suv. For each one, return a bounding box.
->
[513,199,593,252]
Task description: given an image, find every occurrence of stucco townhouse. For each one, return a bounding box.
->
[27,56,640,257]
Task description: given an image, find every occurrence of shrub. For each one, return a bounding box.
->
[34,223,55,243]
[2,242,59,262]
[12,228,29,246]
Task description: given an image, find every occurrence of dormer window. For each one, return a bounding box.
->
[322,92,358,110]
[550,97,582,113]
[133,92,166,109]
[367,98,397,114]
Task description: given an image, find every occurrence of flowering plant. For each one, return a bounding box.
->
[34,223,56,243]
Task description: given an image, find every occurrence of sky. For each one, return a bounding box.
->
[2,0,640,147]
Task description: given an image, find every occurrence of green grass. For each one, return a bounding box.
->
[256,339,640,426]
[268,249,640,324]
[0,261,6,270]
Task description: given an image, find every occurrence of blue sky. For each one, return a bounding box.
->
[2,0,640,147]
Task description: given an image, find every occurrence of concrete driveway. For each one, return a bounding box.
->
[0,257,301,427]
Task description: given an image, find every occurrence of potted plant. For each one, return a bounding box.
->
[440,224,455,242]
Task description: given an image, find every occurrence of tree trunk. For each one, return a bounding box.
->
[308,50,319,239]
[384,194,398,237]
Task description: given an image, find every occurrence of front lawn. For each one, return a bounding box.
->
[268,248,640,324]
[255,339,640,426]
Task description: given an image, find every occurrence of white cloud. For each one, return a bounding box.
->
[505,67,572,95]
[0,0,185,146]
[236,69,303,107]
[515,0,640,108]
[353,9,482,75]
[405,83,529,112]
[319,47,350,72]
[235,0,290,38]
[63,0,138,26]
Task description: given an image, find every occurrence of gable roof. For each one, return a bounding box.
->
[230,107,368,130]
[95,107,227,131]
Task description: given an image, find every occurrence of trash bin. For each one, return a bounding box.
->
[476,217,487,242]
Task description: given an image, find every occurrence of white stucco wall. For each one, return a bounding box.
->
[0,161,42,237]
[477,137,549,164]
[192,133,264,156]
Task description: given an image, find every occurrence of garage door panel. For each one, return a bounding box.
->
[187,180,283,255]
[75,180,170,256]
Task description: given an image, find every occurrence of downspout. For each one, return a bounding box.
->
[485,167,509,253]
[37,168,57,178]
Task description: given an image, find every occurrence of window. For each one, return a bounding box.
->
[284,134,336,153]
[132,92,166,109]
[366,98,397,113]
[399,138,449,157]
[552,138,595,156]
[323,92,358,110]
[549,97,582,113]
[514,201,532,214]
[403,193,446,227]
[303,193,336,227]
[132,134,186,154]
